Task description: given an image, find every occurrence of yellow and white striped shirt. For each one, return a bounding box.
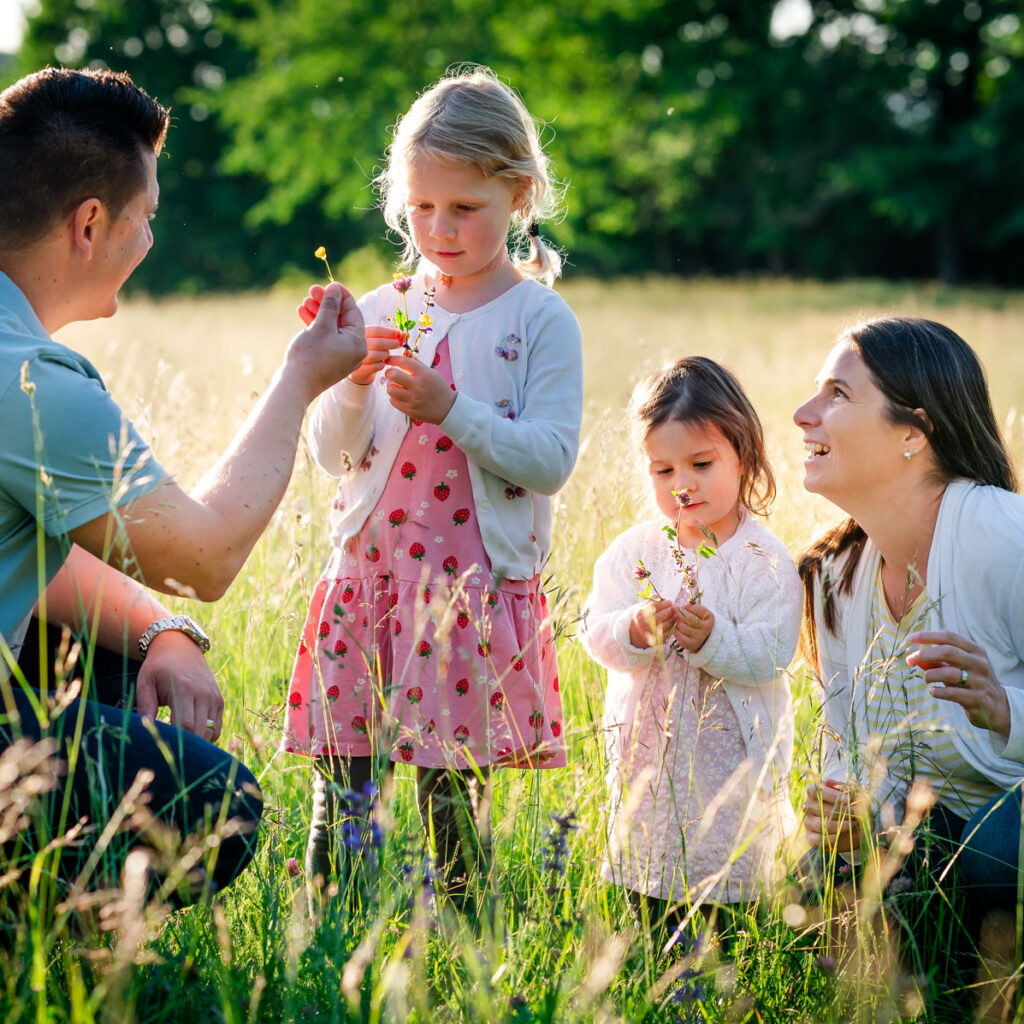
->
[862,565,1001,820]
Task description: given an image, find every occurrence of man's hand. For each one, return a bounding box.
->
[135,629,224,740]
[286,281,368,404]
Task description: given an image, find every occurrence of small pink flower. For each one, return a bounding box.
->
[392,275,413,293]
[286,857,301,876]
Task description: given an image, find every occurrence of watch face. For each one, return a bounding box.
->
[181,618,211,650]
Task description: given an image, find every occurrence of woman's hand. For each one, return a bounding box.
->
[909,629,1012,737]
[672,603,714,653]
[383,353,457,424]
[629,599,677,649]
[804,779,864,853]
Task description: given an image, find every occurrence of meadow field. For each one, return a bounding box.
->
[8,276,1024,1023]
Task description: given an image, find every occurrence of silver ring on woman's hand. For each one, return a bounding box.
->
[959,668,969,687]
[205,718,216,730]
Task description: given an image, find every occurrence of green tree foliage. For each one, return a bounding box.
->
[796,0,1024,282]
[10,0,1024,289]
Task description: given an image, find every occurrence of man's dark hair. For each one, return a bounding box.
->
[0,68,169,250]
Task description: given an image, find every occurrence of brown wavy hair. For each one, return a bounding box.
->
[798,315,1018,669]
[629,356,776,517]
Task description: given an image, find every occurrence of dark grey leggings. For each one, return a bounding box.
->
[306,755,490,904]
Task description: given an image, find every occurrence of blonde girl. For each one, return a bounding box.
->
[580,357,801,935]
[284,67,582,908]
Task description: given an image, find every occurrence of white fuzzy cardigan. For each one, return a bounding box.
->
[580,513,802,818]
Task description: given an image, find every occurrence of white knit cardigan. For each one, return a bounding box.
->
[580,513,802,821]
[308,273,583,582]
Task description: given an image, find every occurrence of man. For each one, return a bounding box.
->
[0,67,366,900]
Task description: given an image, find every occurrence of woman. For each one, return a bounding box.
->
[795,315,1023,1007]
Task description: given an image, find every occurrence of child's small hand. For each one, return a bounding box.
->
[299,287,404,387]
[672,603,713,653]
[629,599,677,649]
[350,326,407,386]
[384,353,457,424]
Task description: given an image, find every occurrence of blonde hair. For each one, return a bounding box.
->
[378,65,563,284]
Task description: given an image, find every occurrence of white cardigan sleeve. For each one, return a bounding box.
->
[307,289,382,477]
[440,297,582,496]
[689,540,802,687]
[579,529,663,674]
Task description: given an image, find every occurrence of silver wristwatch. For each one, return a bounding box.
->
[138,615,211,657]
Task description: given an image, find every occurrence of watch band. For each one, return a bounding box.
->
[138,615,212,657]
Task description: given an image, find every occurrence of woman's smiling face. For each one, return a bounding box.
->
[793,340,911,508]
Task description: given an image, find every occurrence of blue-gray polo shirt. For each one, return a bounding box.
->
[0,272,164,654]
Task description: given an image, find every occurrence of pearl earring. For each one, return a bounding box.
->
[903,450,915,461]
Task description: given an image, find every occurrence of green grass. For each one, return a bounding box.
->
[5,276,1024,1022]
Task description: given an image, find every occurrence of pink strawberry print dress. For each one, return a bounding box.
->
[282,339,566,770]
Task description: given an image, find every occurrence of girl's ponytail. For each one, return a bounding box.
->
[514,219,562,285]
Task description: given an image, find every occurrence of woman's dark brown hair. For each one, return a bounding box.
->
[799,315,1018,669]
[630,356,776,517]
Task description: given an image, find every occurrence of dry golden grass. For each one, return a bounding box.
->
[39,276,1024,1023]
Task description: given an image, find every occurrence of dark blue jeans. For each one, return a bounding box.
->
[958,787,1023,917]
[5,620,262,903]
[803,790,1022,1021]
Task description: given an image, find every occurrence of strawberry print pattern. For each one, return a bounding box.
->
[280,338,564,770]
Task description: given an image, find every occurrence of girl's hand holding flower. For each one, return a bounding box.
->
[383,354,457,424]
[351,326,407,386]
[908,629,1012,737]
[629,598,677,649]
[672,603,714,653]
[299,286,405,386]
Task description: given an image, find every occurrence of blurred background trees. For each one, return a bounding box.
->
[6,0,1023,293]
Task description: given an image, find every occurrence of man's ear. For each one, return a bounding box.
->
[69,197,104,259]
